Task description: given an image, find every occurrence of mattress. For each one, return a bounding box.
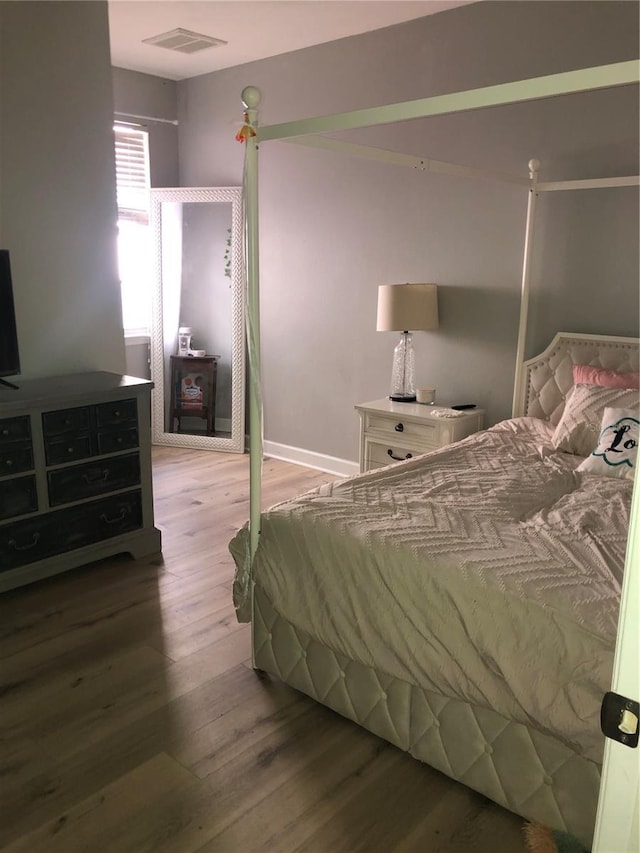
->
[230,417,631,766]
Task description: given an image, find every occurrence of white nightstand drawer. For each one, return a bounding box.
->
[366,439,423,468]
[365,412,437,443]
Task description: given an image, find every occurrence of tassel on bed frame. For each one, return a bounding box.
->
[235,110,257,143]
[523,822,591,853]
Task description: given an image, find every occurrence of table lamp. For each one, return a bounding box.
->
[376,283,439,402]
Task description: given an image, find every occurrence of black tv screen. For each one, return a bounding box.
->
[0,249,21,379]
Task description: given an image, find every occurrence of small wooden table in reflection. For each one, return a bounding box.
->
[169,355,220,436]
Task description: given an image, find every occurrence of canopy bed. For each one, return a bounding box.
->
[229,60,640,847]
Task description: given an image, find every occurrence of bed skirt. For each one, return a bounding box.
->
[252,585,600,849]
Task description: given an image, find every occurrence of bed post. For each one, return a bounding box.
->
[512,159,540,417]
[241,86,263,562]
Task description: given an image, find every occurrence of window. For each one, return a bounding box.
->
[114,123,152,334]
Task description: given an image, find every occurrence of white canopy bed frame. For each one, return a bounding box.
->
[235,59,640,847]
[241,59,639,560]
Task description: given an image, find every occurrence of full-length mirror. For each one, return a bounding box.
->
[150,187,245,453]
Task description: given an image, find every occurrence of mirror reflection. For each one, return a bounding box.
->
[150,187,245,453]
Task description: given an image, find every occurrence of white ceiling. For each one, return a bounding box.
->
[108,0,475,81]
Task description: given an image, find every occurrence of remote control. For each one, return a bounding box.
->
[451,404,476,410]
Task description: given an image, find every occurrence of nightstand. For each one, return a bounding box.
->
[355,399,485,473]
[169,355,219,436]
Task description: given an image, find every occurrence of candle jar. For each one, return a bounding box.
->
[416,387,436,404]
[178,327,192,356]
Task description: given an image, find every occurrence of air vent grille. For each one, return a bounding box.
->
[142,28,227,54]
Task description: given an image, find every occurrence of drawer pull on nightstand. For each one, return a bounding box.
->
[9,532,40,552]
[388,449,412,462]
[394,423,404,432]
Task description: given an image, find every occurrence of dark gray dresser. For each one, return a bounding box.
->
[0,372,162,591]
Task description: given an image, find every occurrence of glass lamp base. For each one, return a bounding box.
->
[389,332,416,402]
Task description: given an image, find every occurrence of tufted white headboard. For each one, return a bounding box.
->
[514,332,640,424]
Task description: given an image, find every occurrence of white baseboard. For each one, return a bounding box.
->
[262,440,359,478]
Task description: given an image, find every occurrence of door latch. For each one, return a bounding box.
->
[600,691,639,748]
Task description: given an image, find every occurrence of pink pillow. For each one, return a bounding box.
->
[573,364,640,390]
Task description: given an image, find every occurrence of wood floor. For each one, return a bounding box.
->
[0,447,527,852]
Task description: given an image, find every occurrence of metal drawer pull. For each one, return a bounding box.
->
[1,429,8,436]
[5,459,12,467]
[394,423,404,432]
[100,507,127,524]
[9,532,40,551]
[82,469,109,484]
[388,449,412,461]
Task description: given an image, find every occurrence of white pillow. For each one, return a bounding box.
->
[552,384,640,457]
[577,407,639,479]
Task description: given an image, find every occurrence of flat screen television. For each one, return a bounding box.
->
[0,249,21,389]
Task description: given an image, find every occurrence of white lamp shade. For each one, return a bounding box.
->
[376,283,439,332]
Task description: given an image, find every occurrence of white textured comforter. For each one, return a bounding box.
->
[230,418,632,763]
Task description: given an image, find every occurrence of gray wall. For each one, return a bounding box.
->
[0,1,126,379]
[111,67,179,189]
[176,1,638,464]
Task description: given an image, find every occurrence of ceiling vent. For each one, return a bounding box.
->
[142,28,227,54]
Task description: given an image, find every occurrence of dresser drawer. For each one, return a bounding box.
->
[97,427,139,455]
[0,445,34,476]
[0,513,58,571]
[95,398,137,427]
[82,490,143,542]
[48,453,140,506]
[0,475,38,520]
[0,415,31,445]
[42,406,91,437]
[0,507,87,572]
[0,490,143,572]
[365,412,438,444]
[45,433,93,466]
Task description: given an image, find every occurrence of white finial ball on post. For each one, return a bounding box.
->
[528,158,541,180]
[242,86,261,109]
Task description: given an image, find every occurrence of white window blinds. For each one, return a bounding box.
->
[114,124,150,223]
